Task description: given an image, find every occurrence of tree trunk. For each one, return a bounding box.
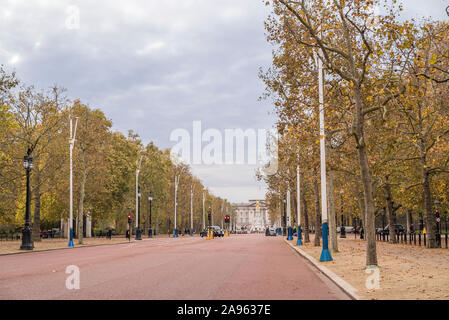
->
[327,170,338,252]
[313,169,321,247]
[32,157,41,242]
[385,178,398,244]
[356,189,366,230]
[422,164,436,248]
[353,86,378,267]
[406,209,411,234]
[78,150,87,245]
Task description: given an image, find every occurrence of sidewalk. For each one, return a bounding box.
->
[287,235,449,300]
[0,236,157,255]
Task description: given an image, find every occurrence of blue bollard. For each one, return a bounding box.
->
[296,225,303,246]
[320,222,333,262]
[68,229,74,247]
[287,227,293,241]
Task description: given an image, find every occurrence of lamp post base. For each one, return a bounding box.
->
[20,226,34,250]
[296,225,303,246]
[287,227,293,241]
[68,229,74,247]
[135,228,142,240]
[320,222,333,262]
[320,248,333,261]
[148,228,153,238]
[174,228,178,238]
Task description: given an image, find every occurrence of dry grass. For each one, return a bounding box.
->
[290,235,449,300]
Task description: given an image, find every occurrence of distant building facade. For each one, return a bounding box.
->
[232,200,271,232]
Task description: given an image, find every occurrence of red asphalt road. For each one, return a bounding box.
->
[0,234,349,300]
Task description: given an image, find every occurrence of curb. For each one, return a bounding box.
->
[284,239,361,300]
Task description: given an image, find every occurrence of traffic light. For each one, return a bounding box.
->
[224,215,230,223]
[128,215,132,224]
[208,209,211,220]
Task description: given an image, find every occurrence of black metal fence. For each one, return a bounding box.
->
[375,231,449,249]
[0,232,21,241]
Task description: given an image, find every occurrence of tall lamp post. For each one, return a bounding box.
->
[435,198,441,247]
[148,192,153,238]
[202,190,206,231]
[296,165,302,246]
[20,149,34,250]
[287,188,293,241]
[174,171,180,238]
[283,197,287,236]
[68,116,78,247]
[315,47,332,262]
[190,185,194,236]
[340,190,346,239]
[136,186,142,240]
[135,154,143,240]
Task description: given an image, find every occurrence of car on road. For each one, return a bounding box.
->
[212,226,224,237]
[200,226,224,237]
[265,227,276,236]
[337,226,354,233]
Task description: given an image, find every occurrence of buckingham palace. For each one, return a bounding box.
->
[232,200,271,232]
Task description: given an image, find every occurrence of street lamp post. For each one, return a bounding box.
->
[340,190,346,239]
[435,198,441,247]
[174,168,184,238]
[202,190,206,231]
[190,185,194,236]
[148,192,153,238]
[315,47,332,262]
[136,186,142,240]
[68,116,78,247]
[135,154,143,240]
[296,165,303,246]
[287,188,293,241]
[283,197,287,236]
[20,149,34,250]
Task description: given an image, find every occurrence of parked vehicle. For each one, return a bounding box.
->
[337,226,354,233]
[380,224,406,235]
[265,227,276,236]
[200,226,224,237]
[212,226,224,237]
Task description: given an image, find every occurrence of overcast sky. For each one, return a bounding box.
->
[0,0,447,203]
